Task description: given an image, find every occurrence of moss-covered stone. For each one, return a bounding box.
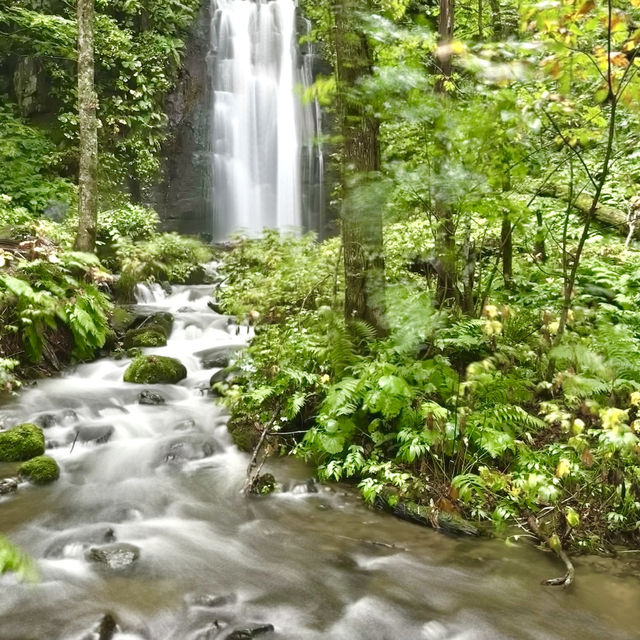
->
[123,355,187,384]
[0,423,45,462]
[249,473,276,495]
[111,307,136,334]
[123,327,167,349]
[18,455,60,484]
[227,416,260,452]
[146,312,174,337]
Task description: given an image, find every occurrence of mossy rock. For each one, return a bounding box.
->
[18,455,60,484]
[111,307,136,334]
[123,327,167,349]
[145,312,174,337]
[227,417,260,452]
[0,423,45,462]
[123,355,187,384]
[249,473,276,495]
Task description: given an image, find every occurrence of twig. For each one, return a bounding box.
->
[528,515,575,588]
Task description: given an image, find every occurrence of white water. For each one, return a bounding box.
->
[209,0,323,239]
[1,284,640,639]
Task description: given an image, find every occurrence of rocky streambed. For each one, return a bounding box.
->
[1,284,639,639]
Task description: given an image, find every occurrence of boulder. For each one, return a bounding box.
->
[123,355,187,385]
[0,423,45,462]
[197,345,242,369]
[18,455,60,484]
[227,417,260,453]
[123,327,167,349]
[35,410,78,429]
[73,425,114,445]
[0,477,18,495]
[138,390,166,405]
[87,542,140,571]
[227,625,275,639]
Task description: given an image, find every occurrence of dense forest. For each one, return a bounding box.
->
[2,0,640,621]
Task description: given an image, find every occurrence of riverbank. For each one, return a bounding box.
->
[1,281,640,640]
[212,227,640,562]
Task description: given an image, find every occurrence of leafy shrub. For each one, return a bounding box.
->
[97,204,160,243]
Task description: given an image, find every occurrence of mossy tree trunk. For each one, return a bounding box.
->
[335,0,385,334]
[75,0,98,252]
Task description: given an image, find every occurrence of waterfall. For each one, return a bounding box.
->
[209,0,324,239]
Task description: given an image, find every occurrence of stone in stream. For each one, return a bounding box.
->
[138,390,166,406]
[86,542,140,571]
[18,455,60,484]
[0,477,18,495]
[197,345,242,369]
[35,409,78,429]
[0,423,45,462]
[226,625,275,639]
[124,355,187,384]
[123,326,168,349]
[186,593,236,608]
[73,424,114,445]
[248,473,276,496]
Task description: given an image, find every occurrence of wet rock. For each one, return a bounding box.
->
[87,542,140,571]
[185,264,208,284]
[124,355,187,385]
[249,474,276,496]
[198,345,242,369]
[18,455,60,484]
[227,417,260,452]
[123,327,168,349]
[44,526,118,558]
[209,368,241,393]
[74,424,114,445]
[290,479,318,494]
[226,624,275,639]
[0,423,45,462]
[111,306,137,334]
[35,410,78,429]
[138,390,166,406]
[207,301,224,314]
[0,477,18,495]
[97,613,118,640]
[162,435,216,464]
[173,418,197,431]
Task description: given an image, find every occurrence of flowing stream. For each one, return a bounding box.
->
[1,284,639,639]
[209,0,324,239]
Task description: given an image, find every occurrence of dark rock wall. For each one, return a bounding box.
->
[150,1,213,238]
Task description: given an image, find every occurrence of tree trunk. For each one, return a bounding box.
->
[501,174,512,288]
[335,0,385,332]
[434,0,458,307]
[74,0,98,252]
[488,0,503,38]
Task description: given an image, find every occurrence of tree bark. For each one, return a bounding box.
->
[335,0,385,332]
[74,0,98,252]
[488,0,503,38]
[434,0,458,307]
[501,174,512,288]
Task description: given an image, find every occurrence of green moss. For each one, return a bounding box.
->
[18,455,60,484]
[227,416,260,452]
[0,423,45,462]
[123,327,167,349]
[123,355,187,384]
[250,473,276,495]
[146,312,174,337]
[111,307,136,334]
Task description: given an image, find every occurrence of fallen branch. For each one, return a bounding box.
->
[528,515,575,588]
[241,405,281,495]
[524,183,636,239]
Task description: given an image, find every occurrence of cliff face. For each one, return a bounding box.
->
[151,1,212,238]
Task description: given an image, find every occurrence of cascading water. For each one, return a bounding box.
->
[1,284,640,638]
[209,0,324,239]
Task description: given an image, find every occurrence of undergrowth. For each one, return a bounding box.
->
[216,226,640,554]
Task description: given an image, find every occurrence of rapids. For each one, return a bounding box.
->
[1,284,639,639]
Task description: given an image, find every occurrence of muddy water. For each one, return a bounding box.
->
[1,284,639,639]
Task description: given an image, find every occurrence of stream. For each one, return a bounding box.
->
[1,284,639,639]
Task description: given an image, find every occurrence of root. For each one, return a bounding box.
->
[528,515,575,588]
